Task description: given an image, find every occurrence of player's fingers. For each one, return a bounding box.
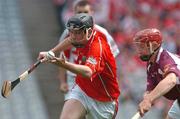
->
[50,60,59,66]
[53,57,64,62]
[37,54,43,60]
[50,59,57,63]
[37,52,48,62]
[51,58,65,66]
[38,51,55,63]
[60,88,68,93]
[60,85,68,93]
[38,52,46,59]
[138,108,144,117]
[39,58,47,63]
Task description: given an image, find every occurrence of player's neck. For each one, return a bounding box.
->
[149,52,158,64]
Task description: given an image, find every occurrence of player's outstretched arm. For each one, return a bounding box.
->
[145,73,176,103]
[138,73,177,117]
[51,37,73,55]
[52,57,93,79]
[37,37,72,62]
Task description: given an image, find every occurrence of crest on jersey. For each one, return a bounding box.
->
[87,56,97,65]
[82,56,86,63]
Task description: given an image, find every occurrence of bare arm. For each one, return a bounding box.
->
[58,67,69,92]
[145,73,177,102]
[58,52,69,92]
[51,37,73,55]
[138,73,177,116]
[53,58,93,79]
[58,67,67,83]
[37,37,73,61]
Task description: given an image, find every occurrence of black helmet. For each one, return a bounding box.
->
[66,13,93,31]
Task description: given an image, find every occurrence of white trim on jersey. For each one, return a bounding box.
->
[167,52,180,71]
[94,24,120,58]
[106,63,115,78]
[156,47,163,62]
[98,37,103,60]
[166,51,180,85]
[98,74,113,101]
[97,36,114,101]
[156,47,180,85]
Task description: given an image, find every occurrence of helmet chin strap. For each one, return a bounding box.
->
[86,28,93,40]
[149,42,153,54]
[140,54,153,62]
[140,42,160,62]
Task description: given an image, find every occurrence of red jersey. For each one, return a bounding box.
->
[75,29,120,102]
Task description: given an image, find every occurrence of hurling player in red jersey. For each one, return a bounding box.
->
[133,28,180,119]
[38,13,120,119]
[58,0,119,101]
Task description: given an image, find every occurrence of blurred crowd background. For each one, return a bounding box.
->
[0,0,179,119]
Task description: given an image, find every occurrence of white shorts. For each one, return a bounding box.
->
[168,100,180,119]
[66,85,118,119]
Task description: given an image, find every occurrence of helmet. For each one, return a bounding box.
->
[133,28,162,45]
[133,28,162,61]
[66,13,93,31]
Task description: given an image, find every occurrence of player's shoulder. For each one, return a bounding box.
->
[157,47,180,67]
[94,24,108,35]
[157,47,169,62]
[93,29,107,41]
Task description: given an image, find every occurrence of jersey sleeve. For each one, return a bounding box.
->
[95,25,119,57]
[105,33,120,57]
[161,64,180,84]
[159,53,180,84]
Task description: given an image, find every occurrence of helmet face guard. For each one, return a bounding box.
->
[139,46,160,61]
[133,28,162,61]
[133,41,152,61]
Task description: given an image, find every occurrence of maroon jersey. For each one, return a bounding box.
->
[147,47,180,100]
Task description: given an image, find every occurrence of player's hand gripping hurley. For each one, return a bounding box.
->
[1,60,42,98]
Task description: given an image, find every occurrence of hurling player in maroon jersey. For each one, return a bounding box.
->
[133,28,180,119]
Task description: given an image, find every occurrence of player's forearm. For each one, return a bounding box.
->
[57,61,92,79]
[146,73,177,102]
[51,37,72,55]
[143,91,150,98]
